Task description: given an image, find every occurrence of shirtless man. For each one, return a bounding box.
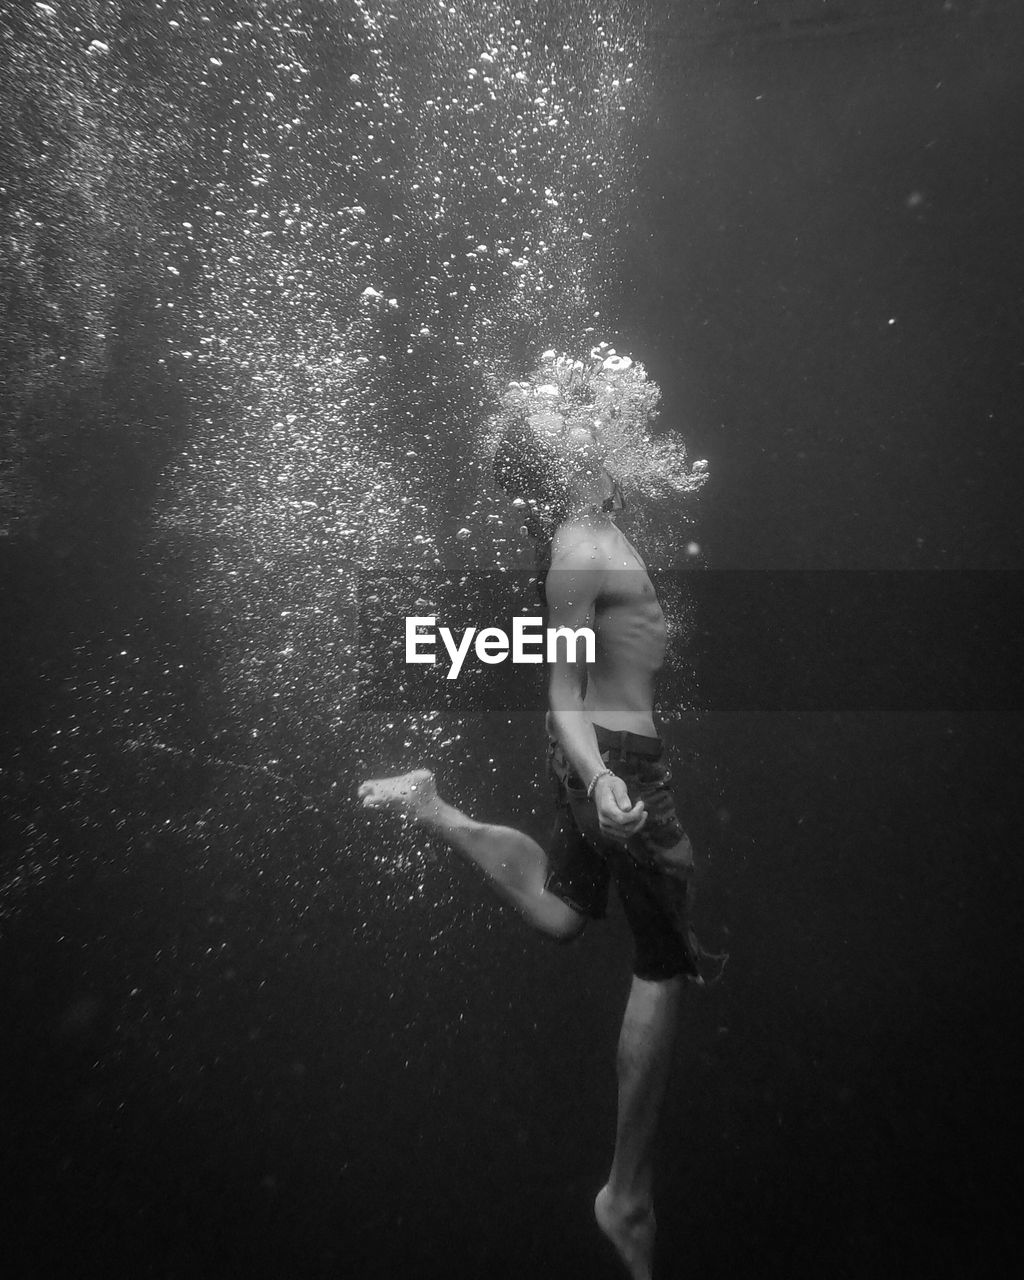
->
[359,414,721,1280]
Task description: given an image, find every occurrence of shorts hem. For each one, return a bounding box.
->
[544,874,606,920]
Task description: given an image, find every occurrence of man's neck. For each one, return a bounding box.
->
[564,503,616,530]
[566,482,615,518]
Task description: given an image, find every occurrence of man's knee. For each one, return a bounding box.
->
[549,909,587,943]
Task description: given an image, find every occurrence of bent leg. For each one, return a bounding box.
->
[426,796,587,939]
[359,769,584,940]
[596,974,684,1280]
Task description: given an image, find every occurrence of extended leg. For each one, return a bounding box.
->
[595,974,684,1280]
[359,769,584,940]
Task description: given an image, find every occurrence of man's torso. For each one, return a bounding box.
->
[553,520,666,735]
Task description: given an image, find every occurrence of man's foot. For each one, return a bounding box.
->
[595,1185,656,1280]
[358,768,438,819]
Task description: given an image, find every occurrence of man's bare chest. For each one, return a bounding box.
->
[597,565,660,611]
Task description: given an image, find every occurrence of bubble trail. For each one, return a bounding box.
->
[155,1,660,799]
[2,1,672,920]
[123,734,337,825]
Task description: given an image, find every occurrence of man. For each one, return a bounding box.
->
[359,407,722,1280]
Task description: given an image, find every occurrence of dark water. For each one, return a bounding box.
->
[3,3,1023,1278]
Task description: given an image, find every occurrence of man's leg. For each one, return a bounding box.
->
[358,769,584,940]
[595,974,684,1280]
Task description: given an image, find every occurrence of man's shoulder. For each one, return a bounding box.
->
[550,520,616,568]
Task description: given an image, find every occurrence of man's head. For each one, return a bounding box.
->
[490,344,707,513]
[494,415,616,529]
[493,420,571,529]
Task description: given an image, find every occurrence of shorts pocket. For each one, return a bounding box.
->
[566,748,612,794]
[649,829,695,872]
[638,758,671,788]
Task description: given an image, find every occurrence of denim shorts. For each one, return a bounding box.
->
[545,722,715,983]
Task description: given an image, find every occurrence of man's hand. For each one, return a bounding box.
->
[593,773,647,841]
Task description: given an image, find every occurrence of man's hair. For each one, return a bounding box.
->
[493,421,571,604]
[493,421,571,533]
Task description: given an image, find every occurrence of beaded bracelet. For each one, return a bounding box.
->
[587,768,614,800]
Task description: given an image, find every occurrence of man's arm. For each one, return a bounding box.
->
[546,541,646,840]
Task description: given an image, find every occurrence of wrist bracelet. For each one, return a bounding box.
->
[587,768,614,800]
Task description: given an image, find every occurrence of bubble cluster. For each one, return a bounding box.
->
[483,342,710,502]
[153,1,656,801]
[1,1,688,927]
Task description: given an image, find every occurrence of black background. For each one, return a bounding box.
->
[3,4,1023,1278]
